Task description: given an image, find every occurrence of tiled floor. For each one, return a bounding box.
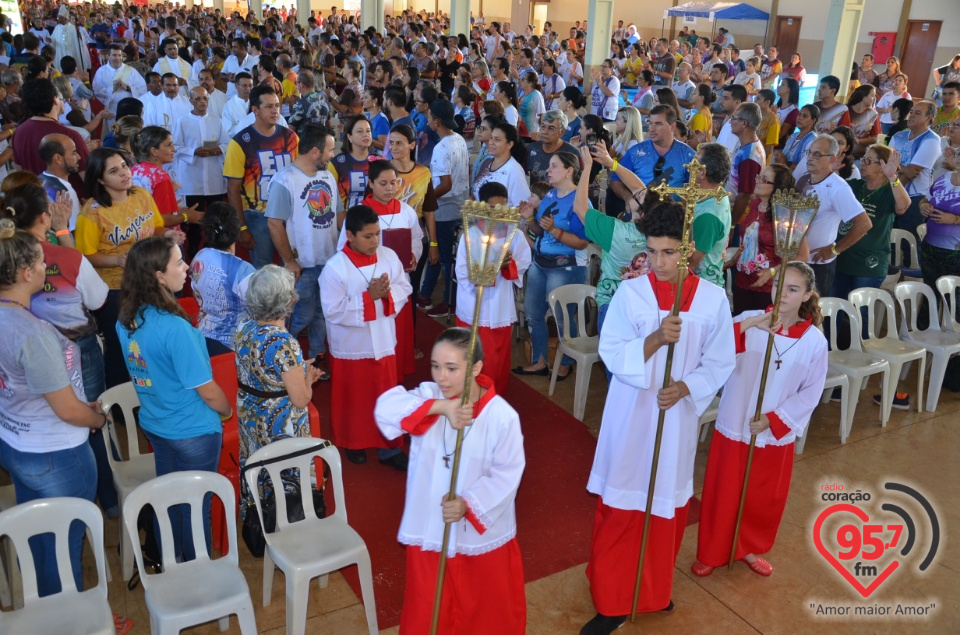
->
[6,330,959,634]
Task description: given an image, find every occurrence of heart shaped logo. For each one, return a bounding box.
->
[813,504,900,597]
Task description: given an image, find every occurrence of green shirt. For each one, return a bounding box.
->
[583,208,648,306]
[837,179,896,278]
[692,196,731,288]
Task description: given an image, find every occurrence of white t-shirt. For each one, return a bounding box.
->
[472,156,531,208]
[264,165,341,268]
[504,104,520,126]
[734,71,761,93]
[716,119,740,154]
[877,90,911,125]
[591,76,621,121]
[889,128,942,198]
[800,172,866,260]
[431,133,471,222]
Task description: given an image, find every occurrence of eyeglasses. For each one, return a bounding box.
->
[542,124,561,132]
[756,174,774,184]
[653,155,665,181]
[808,151,836,161]
[860,157,880,165]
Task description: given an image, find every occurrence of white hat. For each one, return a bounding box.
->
[58,4,69,18]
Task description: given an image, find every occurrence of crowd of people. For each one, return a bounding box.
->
[0,1,958,634]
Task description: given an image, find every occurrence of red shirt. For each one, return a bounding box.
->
[12,118,89,194]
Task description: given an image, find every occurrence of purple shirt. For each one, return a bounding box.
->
[926,175,960,250]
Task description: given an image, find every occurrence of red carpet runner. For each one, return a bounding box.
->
[311,315,700,628]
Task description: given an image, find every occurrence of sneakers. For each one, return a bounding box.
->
[345,449,367,464]
[580,613,627,635]
[416,295,433,311]
[875,392,910,410]
[426,302,451,318]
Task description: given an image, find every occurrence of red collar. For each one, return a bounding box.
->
[363,195,401,216]
[648,272,699,311]
[765,306,813,338]
[451,374,497,417]
[343,244,377,267]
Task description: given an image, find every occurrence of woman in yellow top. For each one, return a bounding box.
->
[75,147,185,388]
[688,83,716,148]
[623,43,646,88]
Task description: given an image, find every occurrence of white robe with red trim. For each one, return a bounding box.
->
[454,230,531,328]
[588,273,736,518]
[337,198,424,271]
[375,376,525,557]
[717,310,829,446]
[320,245,412,360]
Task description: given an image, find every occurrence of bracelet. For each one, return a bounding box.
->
[831,244,839,256]
[99,413,108,429]
[611,159,619,172]
[181,212,188,222]
[555,228,565,242]
[219,408,233,422]
[890,178,902,188]
[240,225,248,231]
[55,229,70,237]
[429,241,438,247]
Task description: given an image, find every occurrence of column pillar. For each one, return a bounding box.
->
[213,0,224,15]
[361,0,384,32]
[511,0,530,38]
[818,0,865,99]
[585,0,615,94]
[296,0,310,27]
[184,0,194,9]
[450,0,469,37]
[249,0,263,19]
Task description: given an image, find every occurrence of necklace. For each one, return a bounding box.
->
[858,180,889,207]
[440,388,484,468]
[772,326,803,370]
[345,251,377,284]
[654,276,694,328]
[0,297,29,311]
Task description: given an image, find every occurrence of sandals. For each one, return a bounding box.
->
[742,555,773,577]
[114,614,134,635]
[690,560,715,577]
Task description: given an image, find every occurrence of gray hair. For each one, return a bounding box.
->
[541,109,568,130]
[696,142,732,185]
[812,133,839,156]
[245,265,297,322]
[736,103,762,132]
[1,69,20,85]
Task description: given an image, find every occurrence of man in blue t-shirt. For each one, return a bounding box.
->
[609,104,696,213]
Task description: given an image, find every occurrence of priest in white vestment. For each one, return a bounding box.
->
[143,73,192,132]
[52,11,91,71]
[92,45,147,120]
[152,38,194,96]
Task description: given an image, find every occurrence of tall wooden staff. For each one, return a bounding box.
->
[629,159,728,622]
[430,200,521,635]
[727,189,820,569]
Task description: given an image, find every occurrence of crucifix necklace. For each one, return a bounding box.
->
[772,334,801,370]
[440,389,484,467]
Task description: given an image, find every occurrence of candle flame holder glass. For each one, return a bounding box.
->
[771,189,821,260]
[461,200,522,287]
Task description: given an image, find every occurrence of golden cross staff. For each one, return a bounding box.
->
[727,189,819,569]
[630,158,728,622]
[430,200,521,635]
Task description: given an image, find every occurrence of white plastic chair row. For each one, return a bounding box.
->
[0,479,21,610]
[890,228,922,281]
[547,284,602,421]
[0,498,114,634]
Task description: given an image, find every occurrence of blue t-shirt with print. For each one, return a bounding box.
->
[116,306,220,440]
[614,139,696,188]
[563,116,582,143]
[367,111,391,153]
[535,189,587,264]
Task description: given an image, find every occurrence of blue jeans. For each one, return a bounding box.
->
[419,219,458,305]
[74,333,119,514]
[245,209,276,269]
[142,431,221,561]
[524,262,587,367]
[0,439,97,597]
[288,265,327,357]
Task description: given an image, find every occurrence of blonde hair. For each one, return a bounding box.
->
[52,75,74,100]
[111,115,144,147]
[614,106,643,157]
[786,261,823,326]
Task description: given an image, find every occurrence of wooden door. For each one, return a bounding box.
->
[774,16,802,60]
[900,20,941,98]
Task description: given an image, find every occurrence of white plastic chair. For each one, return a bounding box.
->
[697,395,721,442]
[936,275,960,335]
[122,472,257,635]
[917,222,927,242]
[798,370,850,454]
[243,438,378,635]
[0,478,21,610]
[547,284,602,421]
[100,382,156,581]
[0,498,113,634]
[894,281,960,412]
[820,298,892,428]
[585,242,602,288]
[848,287,926,415]
[890,228,922,280]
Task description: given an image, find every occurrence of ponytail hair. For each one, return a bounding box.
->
[435,326,484,364]
[0,218,41,287]
[786,261,823,327]
[202,202,241,250]
[0,183,50,231]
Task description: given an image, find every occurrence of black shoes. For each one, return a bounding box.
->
[580,613,627,635]
[379,452,409,472]
[345,449,367,464]
[511,365,549,376]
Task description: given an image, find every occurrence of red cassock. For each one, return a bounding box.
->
[455,318,513,393]
[328,355,403,450]
[586,499,689,615]
[695,433,793,566]
[395,302,416,376]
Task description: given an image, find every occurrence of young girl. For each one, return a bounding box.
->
[693,261,828,577]
[375,327,526,634]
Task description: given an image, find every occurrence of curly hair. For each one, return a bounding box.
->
[117,236,190,332]
[637,200,685,240]
[785,261,823,326]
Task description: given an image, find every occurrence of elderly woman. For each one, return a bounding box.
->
[235,265,323,520]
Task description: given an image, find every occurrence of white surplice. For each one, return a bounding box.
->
[375,379,525,556]
[455,229,531,328]
[91,63,147,115]
[588,274,736,518]
[222,96,249,138]
[319,245,412,360]
[153,55,195,95]
[335,200,423,270]
[171,112,229,196]
[143,94,191,131]
[715,311,828,447]
[206,88,227,120]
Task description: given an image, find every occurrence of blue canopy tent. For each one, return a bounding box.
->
[662,2,771,44]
